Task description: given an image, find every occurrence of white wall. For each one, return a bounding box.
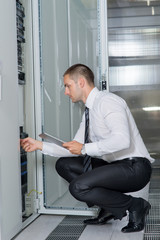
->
[0,1,22,239]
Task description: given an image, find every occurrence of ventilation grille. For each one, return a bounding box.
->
[45,216,87,240]
[143,164,160,240]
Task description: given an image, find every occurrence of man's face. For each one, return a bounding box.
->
[64,74,82,103]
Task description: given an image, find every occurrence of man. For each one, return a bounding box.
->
[21,63,154,233]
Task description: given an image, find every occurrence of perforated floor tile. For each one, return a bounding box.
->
[45,216,87,240]
[143,163,160,240]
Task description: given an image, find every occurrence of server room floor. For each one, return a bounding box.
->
[14,160,160,240]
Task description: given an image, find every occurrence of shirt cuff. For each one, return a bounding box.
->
[85,142,100,156]
[42,142,75,157]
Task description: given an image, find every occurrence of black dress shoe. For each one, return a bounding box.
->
[121,198,151,233]
[84,208,114,225]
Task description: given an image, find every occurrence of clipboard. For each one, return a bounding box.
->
[39,132,64,147]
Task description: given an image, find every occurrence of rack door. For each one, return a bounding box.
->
[36,0,98,216]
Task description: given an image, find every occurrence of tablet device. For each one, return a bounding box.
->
[39,132,64,147]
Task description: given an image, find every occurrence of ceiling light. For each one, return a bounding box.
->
[143,106,160,111]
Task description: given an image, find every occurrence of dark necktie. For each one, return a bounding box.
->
[83,107,92,172]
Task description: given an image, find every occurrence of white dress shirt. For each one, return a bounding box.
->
[42,87,154,163]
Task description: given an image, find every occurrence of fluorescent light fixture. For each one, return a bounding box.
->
[143,106,160,111]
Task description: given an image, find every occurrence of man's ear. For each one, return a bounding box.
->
[78,77,85,88]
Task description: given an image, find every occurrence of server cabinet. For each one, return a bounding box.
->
[16,0,40,225]
[0,0,40,238]
[0,1,22,239]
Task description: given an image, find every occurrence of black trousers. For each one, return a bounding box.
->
[56,156,152,219]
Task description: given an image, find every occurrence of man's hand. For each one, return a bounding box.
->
[20,137,43,152]
[63,141,83,155]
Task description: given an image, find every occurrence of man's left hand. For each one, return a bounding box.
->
[63,141,83,155]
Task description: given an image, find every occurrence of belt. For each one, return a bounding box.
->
[124,157,151,166]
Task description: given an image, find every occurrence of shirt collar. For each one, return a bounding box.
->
[85,87,99,109]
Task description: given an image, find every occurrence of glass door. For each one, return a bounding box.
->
[37,0,98,215]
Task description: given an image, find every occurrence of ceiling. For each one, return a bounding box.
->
[108,0,160,7]
[80,0,160,9]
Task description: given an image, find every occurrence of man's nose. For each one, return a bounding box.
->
[65,88,69,95]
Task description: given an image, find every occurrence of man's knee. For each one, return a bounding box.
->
[69,179,90,201]
[55,157,68,174]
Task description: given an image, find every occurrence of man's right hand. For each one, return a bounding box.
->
[20,137,43,152]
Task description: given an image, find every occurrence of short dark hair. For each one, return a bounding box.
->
[63,64,94,86]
